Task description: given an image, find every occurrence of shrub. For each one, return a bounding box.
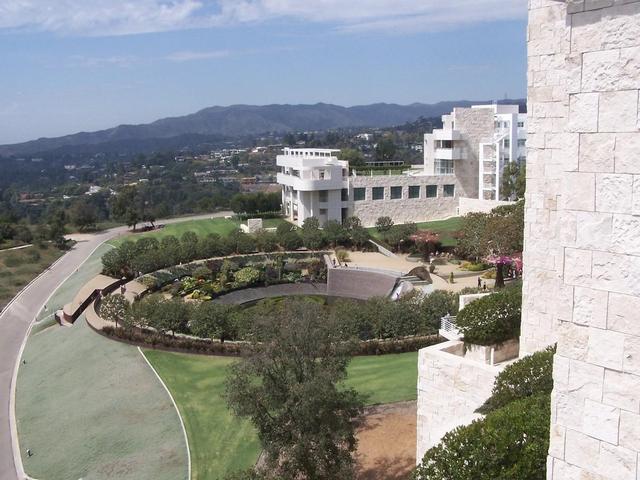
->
[460,261,489,272]
[477,346,555,414]
[418,290,458,333]
[233,266,262,288]
[375,216,394,232]
[448,272,454,283]
[335,249,350,263]
[455,285,522,346]
[280,231,302,251]
[413,394,550,480]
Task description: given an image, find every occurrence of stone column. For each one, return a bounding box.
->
[525,0,640,478]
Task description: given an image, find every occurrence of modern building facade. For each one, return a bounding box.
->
[424,104,527,201]
[277,109,525,228]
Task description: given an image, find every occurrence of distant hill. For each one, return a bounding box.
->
[0,100,526,157]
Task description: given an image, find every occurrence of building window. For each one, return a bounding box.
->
[443,184,455,197]
[353,188,366,201]
[408,185,420,199]
[518,139,526,147]
[517,121,525,127]
[319,190,328,202]
[426,185,438,198]
[390,186,402,199]
[341,188,349,201]
[372,187,384,200]
[319,208,327,215]
[503,138,510,148]
[435,159,454,175]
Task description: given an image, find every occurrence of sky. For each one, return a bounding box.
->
[0,0,528,145]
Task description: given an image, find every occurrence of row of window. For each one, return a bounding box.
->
[352,184,455,201]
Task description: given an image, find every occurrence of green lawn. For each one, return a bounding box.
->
[345,352,419,405]
[143,350,419,480]
[110,217,289,247]
[16,244,188,480]
[368,216,463,247]
[0,244,64,311]
[142,351,261,480]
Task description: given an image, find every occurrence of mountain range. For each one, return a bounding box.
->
[0,100,525,157]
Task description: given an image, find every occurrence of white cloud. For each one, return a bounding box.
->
[165,49,231,62]
[0,0,527,37]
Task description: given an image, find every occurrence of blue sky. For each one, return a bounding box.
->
[0,1,528,144]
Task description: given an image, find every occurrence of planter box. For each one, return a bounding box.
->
[464,338,519,365]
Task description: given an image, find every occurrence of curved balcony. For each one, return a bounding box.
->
[277,172,347,191]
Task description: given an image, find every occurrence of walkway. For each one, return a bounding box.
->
[0,211,231,480]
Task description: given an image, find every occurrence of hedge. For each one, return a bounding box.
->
[455,285,522,346]
[101,325,441,357]
[413,394,550,480]
[476,346,555,414]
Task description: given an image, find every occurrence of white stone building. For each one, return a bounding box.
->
[277,112,524,227]
[424,104,527,201]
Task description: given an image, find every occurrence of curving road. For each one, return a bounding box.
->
[0,212,231,480]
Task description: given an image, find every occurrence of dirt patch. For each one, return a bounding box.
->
[355,401,416,480]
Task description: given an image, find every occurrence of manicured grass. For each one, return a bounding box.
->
[143,350,419,479]
[143,351,261,480]
[16,245,187,480]
[345,352,419,405]
[367,216,463,247]
[109,217,289,247]
[0,244,64,311]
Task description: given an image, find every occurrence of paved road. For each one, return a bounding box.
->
[0,212,231,480]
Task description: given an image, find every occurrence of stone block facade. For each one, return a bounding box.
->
[416,341,511,461]
[524,0,640,478]
[349,174,459,227]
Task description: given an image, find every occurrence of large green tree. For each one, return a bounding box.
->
[225,299,364,480]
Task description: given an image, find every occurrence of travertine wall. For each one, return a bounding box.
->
[453,107,495,199]
[349,174,458,227]
[416,341,507,461]
[525,0,640,478]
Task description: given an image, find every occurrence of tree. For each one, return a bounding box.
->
[323,220,348,247]
[375,138,397,162]
[225,300,364,480]
[456,201,524,288]
[339,148,365,167]
[409,230,440,262]
[375,216,394,233]
[501,161,526,200]
[301,217,326,250]
[349,226,370,250]
[190,302,237,342]
[69,199,98,231]
[99,294,130,328]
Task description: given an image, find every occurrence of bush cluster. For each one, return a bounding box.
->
[414,346,555,480]
[455,284,522,346]
[413,394,550,480]
[104,288,461,352]
[477,346,555,414]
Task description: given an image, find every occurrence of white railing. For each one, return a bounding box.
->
[439,314,461,341]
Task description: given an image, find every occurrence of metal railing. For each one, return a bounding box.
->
[439,314,461,341]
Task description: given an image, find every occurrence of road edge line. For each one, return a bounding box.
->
[137,347,192,480]
[9,241,112,480]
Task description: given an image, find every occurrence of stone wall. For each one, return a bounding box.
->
[454,107,495,199]
[416,341,509,461]
[525,0,640,478]
[349,174,458,227]
[458,197,515,216]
